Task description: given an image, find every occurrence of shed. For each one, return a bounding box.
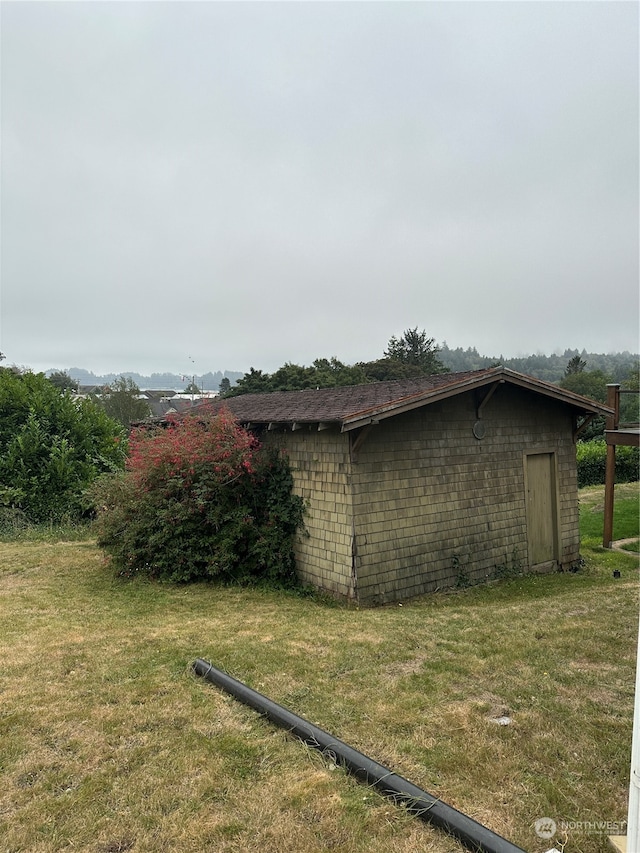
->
[203,367,611,605]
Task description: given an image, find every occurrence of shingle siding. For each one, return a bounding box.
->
[352,388,578,604]
[264,429,356,600]
[264,384,580,605]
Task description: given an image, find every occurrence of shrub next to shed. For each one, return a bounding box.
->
[576,439,639,487]
[92,409,305,585]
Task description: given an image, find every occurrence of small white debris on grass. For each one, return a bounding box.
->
[489,716,512,725]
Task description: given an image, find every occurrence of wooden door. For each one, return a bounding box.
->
[525,452,559,567]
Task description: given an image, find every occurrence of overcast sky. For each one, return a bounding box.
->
[1,1,638,377]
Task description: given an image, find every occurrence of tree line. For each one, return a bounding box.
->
[36,340,638,394]
[54,367,244,392]
[221,330,639,402]
[222,330,450,396]
[438,345,637,384]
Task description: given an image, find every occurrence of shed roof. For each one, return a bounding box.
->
[193,367,612,432]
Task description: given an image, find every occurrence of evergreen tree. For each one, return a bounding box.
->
[383,328,449,374]
[225,367,272,397]
[48,371,79,392]
[560,369,611,440]
[97,377,151,427]
[565,355,587,376]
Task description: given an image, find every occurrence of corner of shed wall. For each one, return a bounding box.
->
[262,428,357,600]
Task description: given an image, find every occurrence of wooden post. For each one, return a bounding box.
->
[602,384,620,549]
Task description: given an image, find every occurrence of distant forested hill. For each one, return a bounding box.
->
[438,345,638,383]
[59,368,244,391]
[51,348,638,391]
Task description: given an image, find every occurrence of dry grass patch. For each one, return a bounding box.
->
[1,487,638,853]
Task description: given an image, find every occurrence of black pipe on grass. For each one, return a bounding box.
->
[192,658,526,853]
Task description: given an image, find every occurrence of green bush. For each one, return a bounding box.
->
[576,439,639,487]
[0,506,28,536]
[91,409,306,586]
[0,369,126,522]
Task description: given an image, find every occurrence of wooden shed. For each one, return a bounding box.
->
[207,367,611,605]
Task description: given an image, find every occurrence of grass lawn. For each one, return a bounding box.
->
[579,482,640,556]
[1,483,638,853]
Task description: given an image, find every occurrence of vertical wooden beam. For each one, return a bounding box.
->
[603,384,620,549]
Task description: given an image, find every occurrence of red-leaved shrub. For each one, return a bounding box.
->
[92,408,305,585]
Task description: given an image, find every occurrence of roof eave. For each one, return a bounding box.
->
[240,419,341,432]
[499,367,614,417]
